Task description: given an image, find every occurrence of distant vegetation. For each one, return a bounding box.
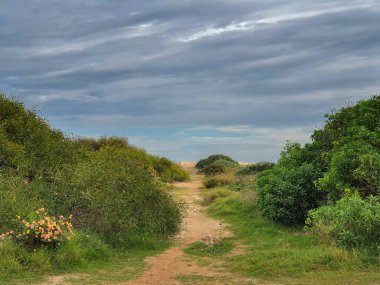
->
[257,95,380,249]
[198,95,380,253]
[0,93,187,281]
[195,96,380,283]
[236,162,275,176]
[195,154,239,175]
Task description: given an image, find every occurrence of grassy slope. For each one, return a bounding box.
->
[203,187,380,285]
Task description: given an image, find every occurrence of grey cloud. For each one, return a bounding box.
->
[0,0,379,161]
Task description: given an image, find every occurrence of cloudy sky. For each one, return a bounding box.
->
[1,1,379,162]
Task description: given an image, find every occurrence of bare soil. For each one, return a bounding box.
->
[122,170,266,285]
[42,164,271,285]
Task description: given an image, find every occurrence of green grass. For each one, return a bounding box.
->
[174,274,258,285]
[184,238,234,256]
[201,187,238,206]
[0,238,170,285]
[175,274,217,284]
[204,187,380,285]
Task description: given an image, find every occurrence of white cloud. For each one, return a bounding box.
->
[176,3,380,42]
[177,21,254,42]
[34,23,154,56]
[188,125,311,145]
[191,136,242,144]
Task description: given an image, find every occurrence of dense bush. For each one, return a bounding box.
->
[237,162,275,176]
[257,143,324,224]
[0,94,82,181]
[257,95,380,225]
[195,154,238,171]
[201,159,239,175]
[306,193,380,250]
[0,93,185,256]
[0,208,74,246]
[66,148,183,244]
[76,137,189,183]
[151,157,189,182]
[312,95,380,200]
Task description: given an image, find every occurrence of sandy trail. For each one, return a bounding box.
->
[43,163,266,285]
[122,174,236,285]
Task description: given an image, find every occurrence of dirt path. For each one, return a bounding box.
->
[122,172,257,285]
[42,164,265,285]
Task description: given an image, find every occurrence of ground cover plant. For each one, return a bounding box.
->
[306,193,380,249]
[0,93,185,282]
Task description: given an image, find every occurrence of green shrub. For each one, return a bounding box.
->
[257,95,380,224]
[306,193,380,250]
[195,154,238,170]
[151,157,189,182]
[317,141,380,201]
[0,92,185,279]
[0,208,74,246]
[237,162,275,176]
[0,93,82,181]
[76,137,189,183]
[65,148,184,243]
[201,159,239,175]
[312,95,380,201]
[257,143,325,224]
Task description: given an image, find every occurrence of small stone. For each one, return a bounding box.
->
[201,234,221,246]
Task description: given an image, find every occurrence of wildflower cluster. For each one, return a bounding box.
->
[0,208,74,244]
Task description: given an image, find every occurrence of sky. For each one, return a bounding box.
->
[1,1,379,162]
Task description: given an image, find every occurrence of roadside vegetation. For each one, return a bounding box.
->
[196,95,380,284]
[0,93,188,283]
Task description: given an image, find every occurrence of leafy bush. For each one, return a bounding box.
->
[0,93,82,181]
[65,148,184,243]
[306,193,380,249]
[317,141,380,201]
[201,159,239,175]
[151,157,189,182]
[0,95,184,255]
[257,143,324,224]
[312,95,380,200]
[195,154,238,171]
[237,162,275,176]
[257,95,380,224]
[76,137,189,183]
